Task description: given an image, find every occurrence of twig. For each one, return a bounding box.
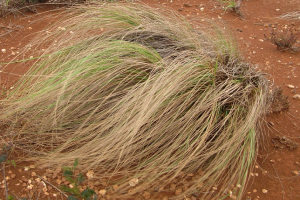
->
[254,23,276,27]
[1,163,8,200]
[36,174,68,198]
[0,30,16,37]
[0,26,17,31]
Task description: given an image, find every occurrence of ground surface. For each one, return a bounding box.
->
[0,0,300,200]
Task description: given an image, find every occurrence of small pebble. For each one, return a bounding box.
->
[86,170,94,179]
[292,170,299,175]
[129,178,138,186]
[262,189,268,194]
[293,94,300,99]
[230,195,237,199]
[262,171,268,176]
[27,184,33,190]
[99,189,106,195]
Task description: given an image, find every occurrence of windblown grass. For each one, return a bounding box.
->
[278,11,300,21]
[1,3,269,199]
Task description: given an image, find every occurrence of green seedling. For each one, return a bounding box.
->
[60,159,97,200]
[220,0,243,16]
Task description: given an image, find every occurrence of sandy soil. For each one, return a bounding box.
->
[0,0,300,199]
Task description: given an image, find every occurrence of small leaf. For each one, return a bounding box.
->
[63,169,73,177]
[60,185,75,194]
[7,160,16,167]
[76,173,84,185]
[0,154,7,163]
[8,195,15,200]
[73,159,78,168]
[67,195,78,200]
[10,160,16,167]
[66,176,75,184]
[81,187,96,200]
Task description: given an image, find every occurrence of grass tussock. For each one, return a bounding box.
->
[0,3,269,199]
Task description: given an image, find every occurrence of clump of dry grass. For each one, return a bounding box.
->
[0,0,37,16]
[278,11,300,21]
[0,3,269,199]
[264,27,300,52]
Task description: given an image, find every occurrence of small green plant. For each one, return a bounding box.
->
[264,27,300,52]
[220,0,243,16]
[60,159,97,200]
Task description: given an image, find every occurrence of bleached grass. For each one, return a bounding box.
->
[278,11,300,21]
[1,3,269,199]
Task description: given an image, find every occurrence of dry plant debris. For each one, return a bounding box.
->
[278,11,300,21]
[268,87,289,113]
[271,135,298,150]
[264,26,300,52]
[0,3,270,200]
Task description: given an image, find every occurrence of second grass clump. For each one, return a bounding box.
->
[1,3,269,199]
